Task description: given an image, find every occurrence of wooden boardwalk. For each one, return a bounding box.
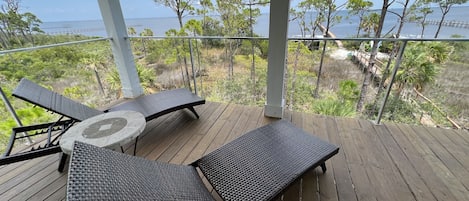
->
[1,101,469,200]
[351,51,386,81]
[413,20,469,29]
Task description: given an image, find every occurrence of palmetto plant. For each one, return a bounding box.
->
[395,42,452,96]
[81,52,108,96]
[107,63,157,98]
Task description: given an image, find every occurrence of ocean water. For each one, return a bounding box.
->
[40,6,469,39]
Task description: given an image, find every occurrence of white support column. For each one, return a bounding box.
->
[264,0,290,118]
[98,0,143,98]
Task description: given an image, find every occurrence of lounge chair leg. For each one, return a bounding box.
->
[133,136,139,156]
[58,153,68,173]
[187,107,200,119]
[320,163,327,173]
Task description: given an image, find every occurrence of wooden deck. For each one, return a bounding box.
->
[1,101,469,200]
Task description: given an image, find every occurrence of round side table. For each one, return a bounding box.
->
[58,110,146,172]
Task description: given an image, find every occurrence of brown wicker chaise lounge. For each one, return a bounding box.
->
[0,78,205,167]
[67,120,339,201]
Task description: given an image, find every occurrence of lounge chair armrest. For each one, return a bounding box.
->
[1,119,75,165]
[12,119,75,133]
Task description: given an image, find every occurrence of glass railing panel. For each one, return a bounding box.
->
[127,36,469,129]
[363,39,469,128]
[127,36,269,107]
[0,39,118,152]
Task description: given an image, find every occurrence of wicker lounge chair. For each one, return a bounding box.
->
[1,78,205,166]
[67,120,339,201]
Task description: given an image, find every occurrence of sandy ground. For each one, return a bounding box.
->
[330,48,390,60]
[329,48,351,60]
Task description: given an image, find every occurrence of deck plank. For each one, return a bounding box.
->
[281,111,304,201]
[357,119,415,201]
[30,171,68,200]
[224,105,260,143]
[5,156,61,200]
[304,114,332,201]
[133,110,185,157]
[0,154,53,185]
[183,103,230,164]
[308,114,337,201]
[411,126,469,198]
[324,116,357,201]
[385,123,457,201]
[43,185,66,201]
[335,117,376,201]
[155,102,221,163]
[425,127,469,172]
[143,111,200,160]
[167,103,222,165]
[205,104,244,154]
[374,124,436,201]
[397,123,466,200]
[452,129,469,144]
[10,164,64,200]
[0,155,57,196]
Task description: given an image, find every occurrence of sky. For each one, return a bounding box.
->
[17,0,469,22]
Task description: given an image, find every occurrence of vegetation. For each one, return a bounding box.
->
[0,0,42,49]
[356,0,391,111]
[346,0,373,37]
[431,0,469,38]
[1,0,468,153]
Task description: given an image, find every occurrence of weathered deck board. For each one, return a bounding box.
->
[406,124,469,201]
[374,123,436,201]
[385,123,457,201]
[282,111,304,201]
[1,101,469,200]
[335,117,376,201]
[304,114,330,201]
[323,116,357,201]
[358,119,415,201]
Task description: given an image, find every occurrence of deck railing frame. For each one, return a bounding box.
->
[0,37,111,55]
[2,36,468,125]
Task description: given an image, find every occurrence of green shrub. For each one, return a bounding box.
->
[313,98,356,117]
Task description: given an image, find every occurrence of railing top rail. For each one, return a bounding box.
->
[1,35,468,55]
[0,37,111,55]
[129,35,469,42]
[1,34,467,128]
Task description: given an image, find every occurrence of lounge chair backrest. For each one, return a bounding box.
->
[12,78,103,121]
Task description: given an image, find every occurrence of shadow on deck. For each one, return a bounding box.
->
[1,101,468,200]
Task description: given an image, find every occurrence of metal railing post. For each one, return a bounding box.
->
[188,39,198,95]
[376,40,408,125]
[0,86,33,144]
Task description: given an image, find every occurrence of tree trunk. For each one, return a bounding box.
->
[313,7,334,99]
[373,0,409,113]
[0,29,10,49]
[176,11,191,90]
[356,16,363,37]
[227,41,235,79]
[94,68,106,96]
[356,0,389,112]
[249,3,256,101]
[141,38,147,57]
[434,13,446,38]
[175,42,187,88]
[420,14,428,38]
[313,40,327,98]
[289,42,301,111]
